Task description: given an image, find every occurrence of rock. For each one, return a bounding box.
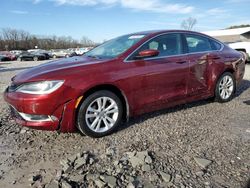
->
[106,147,115,157]
[94,179,105,188]
[20,129,27,134]
[130,156,144,168]
[195,171,205,177]
[101,175,116,188]
[89,157,95,165]
[61,180,72,188]
[55,170,63,181]
[69,174,84,182]
[145,155,153,164]
[143,180,154,188]
[45,180,59,188]
[141,164,151,172]
[136,151,148,161]
[159,171,171,183]
[174,174,182,183]
[127,182,136,188]
[194,157,212,168]
[86,173,100,181]
[126,151,136,158]
[67,154,77,164]
[60,160,72,173]
[113,160,119,166]
[128,180,142,188]
[74,155,88,169]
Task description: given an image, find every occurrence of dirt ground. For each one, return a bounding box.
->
[0,59,249,188]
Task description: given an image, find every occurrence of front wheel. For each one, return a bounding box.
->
[215,72,236,103]
[77,90,123,138]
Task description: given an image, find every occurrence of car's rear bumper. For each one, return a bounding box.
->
[234,56,246,85]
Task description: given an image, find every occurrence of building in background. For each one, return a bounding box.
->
[203,27,250,43]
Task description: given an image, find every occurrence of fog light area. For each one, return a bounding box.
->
[19,112,57,122]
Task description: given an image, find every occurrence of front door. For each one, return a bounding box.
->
[126,33,189,114]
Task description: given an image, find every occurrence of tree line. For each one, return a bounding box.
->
[0,28,96,51]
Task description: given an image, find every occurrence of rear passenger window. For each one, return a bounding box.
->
[185,34,212,53]
[210,39,222,51]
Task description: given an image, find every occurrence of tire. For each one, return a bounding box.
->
[33,56,38,61]
[65,54,69,58]
[77,90,123,138]
[17,57,22,61]
[214,72,236,103]
[53,55,57,59]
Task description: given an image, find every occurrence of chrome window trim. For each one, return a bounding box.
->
[124,31,224,63]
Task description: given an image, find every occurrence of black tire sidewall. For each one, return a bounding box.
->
[77,90,123,138]
[215,72,236,103]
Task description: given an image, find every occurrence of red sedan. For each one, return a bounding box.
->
[0,51,16,61]
[4,30,246,137]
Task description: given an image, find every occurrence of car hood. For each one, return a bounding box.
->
[12,56,107,83]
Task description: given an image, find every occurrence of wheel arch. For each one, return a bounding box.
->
[77,84,130,122]
[210,67,236,96]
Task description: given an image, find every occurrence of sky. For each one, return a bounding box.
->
[1,0,250,42]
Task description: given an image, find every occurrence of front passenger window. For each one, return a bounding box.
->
[128,33,182,60]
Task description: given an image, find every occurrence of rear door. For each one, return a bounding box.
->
[184,34,214,96]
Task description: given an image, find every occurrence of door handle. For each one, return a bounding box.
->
[207,54,220,60]
[176,61,187,64]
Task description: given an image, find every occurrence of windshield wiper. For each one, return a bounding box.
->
[86,55,101,59]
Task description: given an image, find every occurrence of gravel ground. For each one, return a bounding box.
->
[0,60,249,188]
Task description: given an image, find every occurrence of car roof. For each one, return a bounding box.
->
[130,30,208,36]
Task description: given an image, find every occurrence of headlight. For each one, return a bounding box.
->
[16,80,64,94]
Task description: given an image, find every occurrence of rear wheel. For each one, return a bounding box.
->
[17,57,22,61]
[215,72,236,103]
[77,90,123,138]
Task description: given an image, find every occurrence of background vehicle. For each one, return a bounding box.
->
[17,51,46,61]
[75,47,89,55]
[51,49,76,58]
[0,54,11,61]
[0,51,16,60]
[228,42,250,62]
[10,50,24,56]
[4,30,246,138]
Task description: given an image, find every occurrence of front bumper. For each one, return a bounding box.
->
[4,89,78,132]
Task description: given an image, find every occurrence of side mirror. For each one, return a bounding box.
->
[135,49,159,59]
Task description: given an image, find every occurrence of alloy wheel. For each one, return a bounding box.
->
[85,97,119,133]
[219,75,234,100]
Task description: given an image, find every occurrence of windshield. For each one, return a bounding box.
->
[85,34,146,59]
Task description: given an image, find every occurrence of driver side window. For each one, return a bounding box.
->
[128,33,182,60]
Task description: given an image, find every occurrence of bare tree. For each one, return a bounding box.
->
[81,36,95,47]
[181,17,197,30]
[0,28,96,50]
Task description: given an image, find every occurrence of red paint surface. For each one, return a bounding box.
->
[4,30,246,132]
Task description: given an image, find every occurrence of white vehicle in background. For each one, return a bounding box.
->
[10,50,24,56]
[75,47,89,55]
[28,49,42,53]
[228,42,250,62]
